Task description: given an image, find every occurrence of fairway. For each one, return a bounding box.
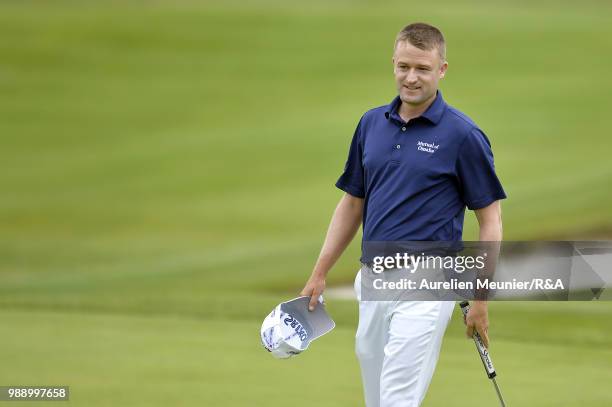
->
[2,303,612,406]
[1,0,611,406]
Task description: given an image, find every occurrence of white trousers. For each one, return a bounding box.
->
[354,268,455,407]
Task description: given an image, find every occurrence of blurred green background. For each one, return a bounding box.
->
[1,0,611,406]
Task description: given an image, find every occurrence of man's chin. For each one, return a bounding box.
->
[400,94,425,105]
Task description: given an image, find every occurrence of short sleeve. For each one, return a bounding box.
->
[335,117,365,198]
[456,128,507,210]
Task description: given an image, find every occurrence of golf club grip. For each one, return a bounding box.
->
[460,301,497,379]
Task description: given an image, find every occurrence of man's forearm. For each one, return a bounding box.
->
[312,194,364,278]
[478,213,502,279]
[474,201,503,305]
[479,223,502,242]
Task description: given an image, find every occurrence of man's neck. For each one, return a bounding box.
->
[398,92,437,123]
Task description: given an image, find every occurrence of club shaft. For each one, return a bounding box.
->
[492,378,507,407]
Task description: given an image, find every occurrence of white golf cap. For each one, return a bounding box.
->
[260,296,335,359]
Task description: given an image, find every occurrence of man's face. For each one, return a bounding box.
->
[392,41,448,107]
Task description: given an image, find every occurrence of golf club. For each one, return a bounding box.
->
[459,301,507,407]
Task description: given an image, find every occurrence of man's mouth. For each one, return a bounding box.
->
[403,85,421,91]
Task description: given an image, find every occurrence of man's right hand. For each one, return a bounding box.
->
[300,273,326,311]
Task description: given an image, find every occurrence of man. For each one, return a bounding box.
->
[301,23,506,406]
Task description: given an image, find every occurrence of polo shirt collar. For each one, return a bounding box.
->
[384,90,446,125]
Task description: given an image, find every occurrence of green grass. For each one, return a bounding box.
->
[1,304,611,406]
[1,0,611,405]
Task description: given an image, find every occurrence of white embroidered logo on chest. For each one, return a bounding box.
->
[416,140,439,154]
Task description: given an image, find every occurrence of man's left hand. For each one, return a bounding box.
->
[464,301,489,348]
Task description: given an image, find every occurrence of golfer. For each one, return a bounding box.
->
[301,23,506,406]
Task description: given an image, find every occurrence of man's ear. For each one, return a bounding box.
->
[439,61,448,79]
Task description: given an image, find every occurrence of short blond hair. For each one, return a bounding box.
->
[395,23,446,61]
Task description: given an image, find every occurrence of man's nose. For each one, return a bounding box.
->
[406,69,418,83]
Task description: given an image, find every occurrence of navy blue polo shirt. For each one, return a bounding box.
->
[336,91,506,257]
